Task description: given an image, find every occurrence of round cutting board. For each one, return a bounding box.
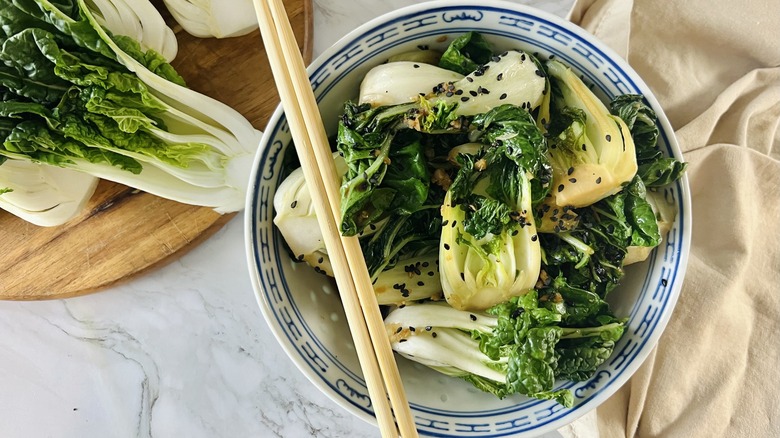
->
[0,0,312,300]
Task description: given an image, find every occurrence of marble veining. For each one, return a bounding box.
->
[0,1,575,437]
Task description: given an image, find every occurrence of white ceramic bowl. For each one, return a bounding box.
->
[245,1,692,436]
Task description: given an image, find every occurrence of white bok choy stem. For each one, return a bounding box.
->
[0,160,98,227]
[85,0,178,61]
[162,0,259,39]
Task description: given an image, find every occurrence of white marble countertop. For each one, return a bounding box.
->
[0,1,574,437]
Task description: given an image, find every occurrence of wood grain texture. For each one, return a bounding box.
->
[0,0,312,300]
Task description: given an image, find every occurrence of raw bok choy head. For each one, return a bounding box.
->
[542,60,638,209]
[0,0,261,214]
[440,105,550,311]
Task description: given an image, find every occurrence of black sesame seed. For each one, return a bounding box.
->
[531,234,538,242]
[512,229,519,236]
[582,144,587,151]
[461,96,470,102]
[466,76,474,82]
[469,90,478,97]
[567,167,574,176]
[445,91,454,97]
[596,176,602,184]
[422,262,429,267]
[395,326,403,334]
[425,326,432,331]
[535,69,544,77]
[318,257,324,264]
[469,314,477,321]
[413,64,420,68]
[557,184,565,192]
[497,73,504,81]
[427,271,435,277]
[444,243,451,250]
[290,200,298,208]
[417,281,425,286]
[432,332,438,338]
[569,178,577,183]
[499,93,508,100]
[441,220,449,227]
[399,339,408,343]
[605,134,612,142]
[460,272,465,281]
[491,55,500,62]
[409,326,416,332]
[455,89,463,95]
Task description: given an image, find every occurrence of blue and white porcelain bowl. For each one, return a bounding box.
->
[245,1,692,436]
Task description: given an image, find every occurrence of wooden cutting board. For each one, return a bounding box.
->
[0,0,312,300]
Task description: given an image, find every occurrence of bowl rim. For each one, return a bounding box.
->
[244,0,692,435]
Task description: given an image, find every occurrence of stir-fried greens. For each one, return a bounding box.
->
[273,32,686,407]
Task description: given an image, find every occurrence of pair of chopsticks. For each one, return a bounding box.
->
[251,1,419,437]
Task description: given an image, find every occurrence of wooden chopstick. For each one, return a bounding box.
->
[252,1,419,437]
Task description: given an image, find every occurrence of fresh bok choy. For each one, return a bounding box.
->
[0,0,261,214]
[87,0,178,62]
[162,0,259,39]
[0,159,97,226]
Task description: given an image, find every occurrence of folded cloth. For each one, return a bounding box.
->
[562,0,780,437]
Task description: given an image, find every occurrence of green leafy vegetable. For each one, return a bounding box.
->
[0,0,261,215]
[385,292,624,407]
[438,31,493,75]
[610,94,687,187]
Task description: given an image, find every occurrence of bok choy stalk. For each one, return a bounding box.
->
[542,60,638,209]
[440,105,550,311]
[0,0,261,213]
[162,0,259,39]
[273,153,348,277]
[385,289,625,407]
[87,0,178,62]
[0,158,97,226]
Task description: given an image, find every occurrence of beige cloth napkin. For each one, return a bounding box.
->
[558,0,780,437]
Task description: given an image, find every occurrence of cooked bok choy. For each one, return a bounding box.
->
[272,31,687,407]
[385,291,625,407]
[543,60,638,208]
[0,0,261,215]
[439,105,549,310]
